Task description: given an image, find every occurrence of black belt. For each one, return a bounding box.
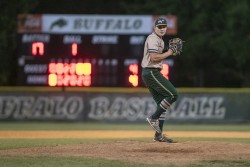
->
[144,67,161,70]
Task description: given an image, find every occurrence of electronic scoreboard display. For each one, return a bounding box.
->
[17,14,177,87]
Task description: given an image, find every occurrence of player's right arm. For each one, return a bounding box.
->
[150,49,173,62]
[147,35,173,62]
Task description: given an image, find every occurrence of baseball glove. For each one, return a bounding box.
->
[168,38,184,56]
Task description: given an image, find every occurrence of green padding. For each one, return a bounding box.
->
[0,86,62,92]
[0,87,250,93]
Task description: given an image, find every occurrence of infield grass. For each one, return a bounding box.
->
[0,122,250,131]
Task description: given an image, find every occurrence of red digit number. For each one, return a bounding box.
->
[71,42,78,56]
[128,64,138,87]
[32,42,44,56]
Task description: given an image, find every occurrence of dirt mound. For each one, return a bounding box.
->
[1,141,250,165]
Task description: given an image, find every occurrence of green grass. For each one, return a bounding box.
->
[189,160,250,167]
[0,122,250,131]
[1,156,250,167]
[0,156,166,167]
[0,138,146,150]
[0,139,88,150]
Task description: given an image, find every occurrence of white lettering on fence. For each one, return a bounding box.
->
[89,96,226,121]
[0,95,226,121]
[0,96,83,120]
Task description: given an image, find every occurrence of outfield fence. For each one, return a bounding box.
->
[0,87,250,123]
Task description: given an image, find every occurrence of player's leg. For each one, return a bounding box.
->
[142,68,178,133]
[146,69,178,119]
[143,68,178,141]
[158,111,167,133]
[145,87,165,133]
[142,68,178,104]
[142,68,163,133]
[150,72,177,143]
[153,111,176,143]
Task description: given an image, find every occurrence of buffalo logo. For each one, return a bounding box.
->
[50,18,67,30]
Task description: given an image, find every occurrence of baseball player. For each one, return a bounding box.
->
[141,17,178,143]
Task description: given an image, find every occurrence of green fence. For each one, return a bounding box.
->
[0,87,249,123]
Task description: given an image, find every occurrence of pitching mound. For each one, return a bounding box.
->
[1,140,250,165]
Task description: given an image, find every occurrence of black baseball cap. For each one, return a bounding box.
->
[155,17,167,27]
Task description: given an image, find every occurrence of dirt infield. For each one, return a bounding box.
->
[1,131,250,165]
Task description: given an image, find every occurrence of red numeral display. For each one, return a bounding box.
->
[32,42,44,56]
[128,64,138,87]
[31,42,79,57]
[71,42,78,56]
[48,63,91,86]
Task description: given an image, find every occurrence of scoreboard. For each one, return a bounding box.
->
[17,14,177,87]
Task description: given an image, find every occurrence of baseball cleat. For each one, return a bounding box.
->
[153,134,177,143]
[146,116,161,133]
